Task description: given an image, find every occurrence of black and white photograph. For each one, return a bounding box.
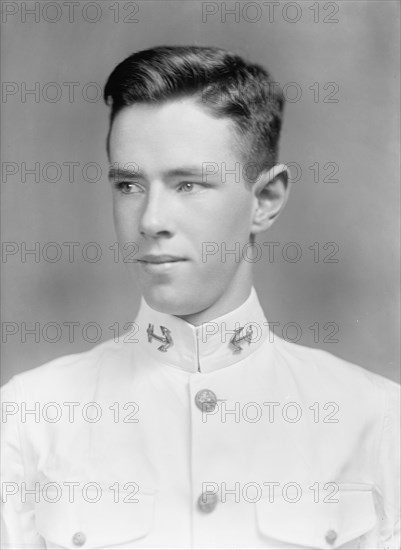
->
[1,1,400,548]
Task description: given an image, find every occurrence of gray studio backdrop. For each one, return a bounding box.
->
[1,0,399,383]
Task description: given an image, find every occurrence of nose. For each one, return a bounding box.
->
[138,185,173,238]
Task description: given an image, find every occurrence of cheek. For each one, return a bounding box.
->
[209,197,252,241]
[112,203,125,239]
[191,220,251,272]
[113,200,138,240]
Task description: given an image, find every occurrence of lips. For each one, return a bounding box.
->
[137,254,187,275]
[138,254,186,264]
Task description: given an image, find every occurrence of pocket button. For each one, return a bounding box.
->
[72,531,86,547]
[197,492,218,513]
[325,529,337,545]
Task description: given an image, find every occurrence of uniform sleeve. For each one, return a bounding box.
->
[1,376,46,549]
[377,379,400,549]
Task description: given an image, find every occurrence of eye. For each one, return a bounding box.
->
[177,182,199,193]
[114,181,141,194]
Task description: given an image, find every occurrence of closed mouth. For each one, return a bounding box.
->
[138,256,186,264]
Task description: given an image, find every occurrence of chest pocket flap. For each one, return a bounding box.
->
[256,485,376,549]
[35,489,155,549]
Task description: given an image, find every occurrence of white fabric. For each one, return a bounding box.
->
[1,288,399,549]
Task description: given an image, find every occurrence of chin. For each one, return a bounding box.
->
[142,285,199,316]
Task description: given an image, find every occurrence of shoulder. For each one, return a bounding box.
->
[1,337,130,401]
[272,336,399,412]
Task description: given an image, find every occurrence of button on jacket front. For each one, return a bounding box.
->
[1,288,399,549]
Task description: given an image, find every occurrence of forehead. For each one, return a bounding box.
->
[108,99,243,171]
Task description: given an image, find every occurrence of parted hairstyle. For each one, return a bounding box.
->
[104,45,285,174]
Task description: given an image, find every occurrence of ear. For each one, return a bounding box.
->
[250,164,291,235]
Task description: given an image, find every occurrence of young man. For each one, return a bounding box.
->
[1,46,399,549]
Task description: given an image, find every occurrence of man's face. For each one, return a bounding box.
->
[108,99,256,316]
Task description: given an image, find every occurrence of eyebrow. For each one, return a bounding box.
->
[108,166,208,182]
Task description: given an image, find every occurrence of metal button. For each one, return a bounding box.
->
[325,529,337,545]
[195,389,217,413]
[197,492,218,513]
[72,532,86,547]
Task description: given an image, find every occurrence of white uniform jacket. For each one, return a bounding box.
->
[1,288,400,549]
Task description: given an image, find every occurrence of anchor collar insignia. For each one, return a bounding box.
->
[134,287,272,374]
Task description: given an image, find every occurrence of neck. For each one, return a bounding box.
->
[177,277,253,327]
[136,281,270,374]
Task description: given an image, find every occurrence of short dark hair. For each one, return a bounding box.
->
[104,45,285,173]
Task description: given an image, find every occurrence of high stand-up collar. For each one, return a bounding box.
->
[134,287,271,374]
